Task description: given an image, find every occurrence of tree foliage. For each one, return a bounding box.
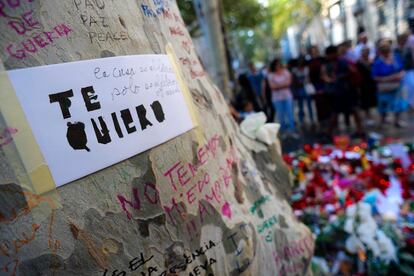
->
[268,0,321,39]
[222,0,265,30]
[177,0,196,24]
[176,0,199,35]
[177,0,321,64]
[177,0,265,34]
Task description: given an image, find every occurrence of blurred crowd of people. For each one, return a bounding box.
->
[231,31,414,139]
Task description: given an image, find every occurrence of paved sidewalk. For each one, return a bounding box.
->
[280,110,414,153]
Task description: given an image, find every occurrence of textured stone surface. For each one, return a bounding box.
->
[0,1,313,275]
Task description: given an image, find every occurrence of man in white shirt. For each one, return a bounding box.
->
[354,32,375,61]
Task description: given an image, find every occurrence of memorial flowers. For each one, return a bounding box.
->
[285,136,414,275]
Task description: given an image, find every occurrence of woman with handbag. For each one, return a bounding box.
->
[372,39,408,128]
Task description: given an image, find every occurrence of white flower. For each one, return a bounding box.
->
[329,214,338,223]
[382,211,398,221]
[344,218,354,234]
[346,204,357,218]
[358,229,376,245]
[363,237,381,257]
[345,235,365,254]
[357,218,377,237]
[376,230,397,263]
[325,204,335,213]
[357,202,372,221]
[343,202,395,261]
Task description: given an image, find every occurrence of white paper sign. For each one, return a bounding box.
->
[8,55,194,187]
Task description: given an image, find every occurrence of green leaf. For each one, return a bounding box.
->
[400,252,414,264]
[399,264,414,275]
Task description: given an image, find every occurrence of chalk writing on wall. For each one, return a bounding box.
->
[102,240,217,276]
[0,185,59,276]
[140,0,170,18]
[88,31,129,44]
[226,223,255,274]
[117,182,159,220]
[6,24,72,59]
[161,137,238,238]
[141,2,205,80]
[1,0,72,59]
[257,215,277,243]
[273,235,313,274]
[249,195,270,218]
[72,0,130,44]
[117,133,240,240]
[248,195,279,242]
[0,127,17,148]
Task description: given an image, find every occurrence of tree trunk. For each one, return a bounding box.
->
[0,1,313,275]
[193,0,232,98]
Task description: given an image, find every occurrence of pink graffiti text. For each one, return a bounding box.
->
[6,23,72,59]
[162,145,238,238]
[0,0,34,17]
[163,134,220,192]
[117,182,159,220]
[272,235,314,270]
[0,127,17,148]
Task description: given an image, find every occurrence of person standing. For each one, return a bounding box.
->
[247,62,264,110]
[354,32,375,61]
[230,74,259,122]
[397,33,414,110]
[267,59,296,134]
[405,31,414,109]
[340,41,363,129]
[322,46,363,136]
[291,57,315,125]
[356,47,377,124]
[372,39,408,127]
[261,65,275,122]
[308,46,331,125]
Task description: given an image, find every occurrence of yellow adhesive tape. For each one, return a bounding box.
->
[0,67,57,196]
[29,164,56,195]
[165,43,205,145]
